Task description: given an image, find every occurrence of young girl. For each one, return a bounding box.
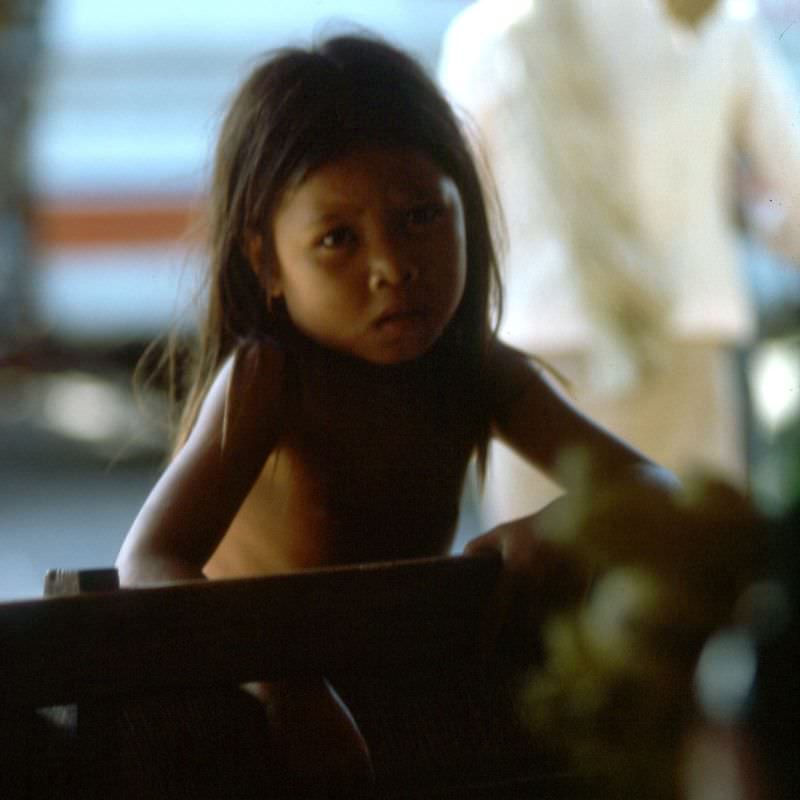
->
[117,33,677,794]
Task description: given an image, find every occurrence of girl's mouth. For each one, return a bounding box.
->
[374,308,426,329]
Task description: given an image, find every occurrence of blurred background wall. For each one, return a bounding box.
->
[1,0,798,600]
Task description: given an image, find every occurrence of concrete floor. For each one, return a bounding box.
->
[0,366,163,600]
[0,419,162,601]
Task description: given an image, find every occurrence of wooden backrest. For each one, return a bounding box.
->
[0,553,505,708]
[0,555,581,799]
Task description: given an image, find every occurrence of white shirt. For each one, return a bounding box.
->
[439,0,800,359]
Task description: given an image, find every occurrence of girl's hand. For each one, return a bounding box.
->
[465,499,591,605]
[465,517,544,574]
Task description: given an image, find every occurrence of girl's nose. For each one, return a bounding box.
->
[368,244,418,291]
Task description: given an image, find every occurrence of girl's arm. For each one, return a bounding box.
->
[116,341,285,586]
[489,342,678,490]
[469,343,679,573]
[118,345,373,792]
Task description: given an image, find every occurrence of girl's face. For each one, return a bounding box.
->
[265,146,467,365]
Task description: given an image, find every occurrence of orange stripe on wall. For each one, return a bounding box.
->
[33,200,204,248]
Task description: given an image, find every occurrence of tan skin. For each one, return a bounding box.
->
[117,145,677,793]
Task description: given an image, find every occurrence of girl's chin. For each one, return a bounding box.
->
[359,336,438,366]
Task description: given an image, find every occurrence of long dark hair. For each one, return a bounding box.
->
[162,33,503,460]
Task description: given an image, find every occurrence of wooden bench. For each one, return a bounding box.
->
[0,555,578,799]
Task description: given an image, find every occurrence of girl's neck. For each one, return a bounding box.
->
[278,321,457,386]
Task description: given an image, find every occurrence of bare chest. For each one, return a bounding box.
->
[296,367,474,495]
[264,365,477,560]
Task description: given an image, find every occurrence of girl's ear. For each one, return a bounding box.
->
[247,233,283,298]
[270,278,284,299]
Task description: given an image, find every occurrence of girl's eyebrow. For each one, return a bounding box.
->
[305,205,364,227]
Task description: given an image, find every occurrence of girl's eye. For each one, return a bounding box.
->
[319,227,357,250]
[406,203,444,229]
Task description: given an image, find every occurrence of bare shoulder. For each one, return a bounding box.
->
[228,336,286,407]
[190,337,287,458]
[485,339,564,415]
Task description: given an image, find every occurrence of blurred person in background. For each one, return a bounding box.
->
[439,0,800,528]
